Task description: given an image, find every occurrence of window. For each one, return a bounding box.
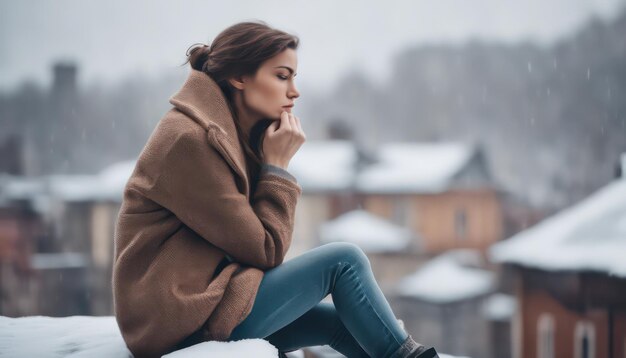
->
[455,208,467,240]
[392,197,411,226]
[537,313,555,358]
[574,320,596,358]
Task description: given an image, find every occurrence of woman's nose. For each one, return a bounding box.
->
[289,84,300,99]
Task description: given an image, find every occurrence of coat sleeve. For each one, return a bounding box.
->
[146,129,302,271]
[259,163,298,183]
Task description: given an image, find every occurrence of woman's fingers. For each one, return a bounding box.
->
[288,113,298,133]
[294,116,304,135]
[279,110,292,132]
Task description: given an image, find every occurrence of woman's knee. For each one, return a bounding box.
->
[321,242,370,269]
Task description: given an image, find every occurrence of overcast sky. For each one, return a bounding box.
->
[1,0,625,93]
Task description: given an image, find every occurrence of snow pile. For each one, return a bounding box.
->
[288,140,357,191]
[0,315,133,357]
[394,250,495,303]
[0,314,473,357]
[163,339,285,358]
[356,142,475,193]
[0,315,287,358]
[489,178,626,277]
[318,209,413,253]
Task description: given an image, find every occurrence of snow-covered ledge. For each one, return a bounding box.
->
[0,315,300,357]
[0,315,469,357]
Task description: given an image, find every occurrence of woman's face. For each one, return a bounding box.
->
[237,48,300,120]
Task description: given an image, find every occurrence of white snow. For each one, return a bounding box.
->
[0,160,135,203]
[318,209,412,253]
[355,142,476,193]
[163,339,282,358]
[30,252,88,269]
[1,140,477,201]
[288,140,477,193]
[97,160,137,199]
[481,293,517,321]
[0,315,133,358]
[0,315,292,358]
[489,178,626,277]
[288,140,357,191]
[394,250,495,303]
[0,315,469,357]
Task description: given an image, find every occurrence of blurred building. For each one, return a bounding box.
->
[489,153,626,358]
[317,208,421,286]
[0,161,133,316]
[389,249,515,358]
[288,139,528,261]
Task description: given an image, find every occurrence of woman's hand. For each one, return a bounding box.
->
[262,111,306,169]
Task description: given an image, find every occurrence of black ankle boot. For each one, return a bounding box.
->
[390,334,439,358]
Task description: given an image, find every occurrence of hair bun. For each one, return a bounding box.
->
[185,42,210,57]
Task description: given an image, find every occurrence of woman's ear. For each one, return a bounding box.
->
[228,76,246,90]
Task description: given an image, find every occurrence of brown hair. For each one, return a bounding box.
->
[181,20,299,171]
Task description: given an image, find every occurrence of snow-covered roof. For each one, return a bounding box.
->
[288,140,357,192]
[481,293,517,321]
[288,140,481,194]
[489,178,626,278]
[0,160,135,203]
[394,249,495,303]
[31,253,88,270]
[355,142,477,194]
[2,140,484,203]
[318,209,412,253]
[0,315,296,358]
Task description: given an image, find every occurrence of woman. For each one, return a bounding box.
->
[112,20,439,358]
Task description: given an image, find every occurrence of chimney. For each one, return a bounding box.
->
[616,152,626,180]
[51,61,78,100]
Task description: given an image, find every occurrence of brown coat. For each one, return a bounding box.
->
[112,69,302,358]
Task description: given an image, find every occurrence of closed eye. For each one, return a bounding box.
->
[277,75,289,80]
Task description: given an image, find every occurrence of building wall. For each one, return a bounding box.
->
[613,310,626,358]
[90,201,119,315]
[287,194,333,260]
[363,189,504,255]
[368,253,425,291]
[520,286,611,358]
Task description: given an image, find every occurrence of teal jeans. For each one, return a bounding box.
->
[227,242,409,357]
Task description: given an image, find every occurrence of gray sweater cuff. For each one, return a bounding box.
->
[260,163,298,184]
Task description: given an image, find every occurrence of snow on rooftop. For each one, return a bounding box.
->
[1,140,480,201]
[318,209,412,253]
[489,178,626,278]
[355,142,476,193]
[97,160,136,199]
[0,315,293,358]
[31,252,88,269]
[394,250,495,303]
[288,140,357,191]
[481,293,517,321]
[0,160,136,203]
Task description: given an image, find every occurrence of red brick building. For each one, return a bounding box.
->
[490,176,626,358]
